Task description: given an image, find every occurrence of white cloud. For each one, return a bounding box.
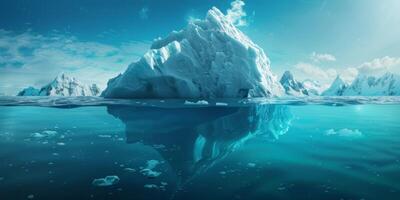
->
[357,56,400,75]
[139,7,149,20]
[310,52,336,62]
[294,62,337,83]
[226,0,247,27]
[293,62,358,85]
[0,30,150,95]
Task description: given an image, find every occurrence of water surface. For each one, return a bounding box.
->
[0,97,399,200]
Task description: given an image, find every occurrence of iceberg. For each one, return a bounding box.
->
[17,73,101,96]
[102,7,283,99]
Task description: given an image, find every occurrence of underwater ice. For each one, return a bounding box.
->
[92,175,120,187]
[140,160,162,178]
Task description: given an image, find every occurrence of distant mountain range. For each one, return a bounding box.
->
[17,73,100,96]
[15,71,400,97]
[321,73,400,96]
[279,71,324,96]
[280,71,400,97]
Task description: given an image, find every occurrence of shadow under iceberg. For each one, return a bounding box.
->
[107,104,292,185]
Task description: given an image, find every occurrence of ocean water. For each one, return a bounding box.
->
[0,97,400,200]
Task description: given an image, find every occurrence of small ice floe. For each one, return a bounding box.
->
[27,194,34,199]
[144,182,167,190]
[56,142,65,146]
[144,184,159,189]
[140,160,162,178]
[216,102,228,106]
[247,163,256,168]
[146,160,160,169]
[152,144,165,149]
[325,129,362,137]
[124,168,136,173]
[31,130,58,138]
[140,169,161,178]
[98,135,112,138]
[92,175,120,187]
[184,100,209,105]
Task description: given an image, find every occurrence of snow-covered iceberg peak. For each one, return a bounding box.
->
[17,73,101,96]
[102,7,283,99]
[322,75,348,96]
[279,71,309,96]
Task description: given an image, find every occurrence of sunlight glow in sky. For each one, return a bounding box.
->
[0,0,399,95]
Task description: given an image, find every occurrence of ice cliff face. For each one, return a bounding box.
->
[279,71,309,96]
[342,73,400,96]
[102,7,283,99]
[322,76,348,96]
[17,73,101,96]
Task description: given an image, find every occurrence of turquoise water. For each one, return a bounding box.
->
[0,97,400,200]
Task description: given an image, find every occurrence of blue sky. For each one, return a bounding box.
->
[1,0,400,95]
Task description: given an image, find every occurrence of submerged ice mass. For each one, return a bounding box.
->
[102,7,283,99]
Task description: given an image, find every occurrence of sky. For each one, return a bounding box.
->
[0,0,400,95]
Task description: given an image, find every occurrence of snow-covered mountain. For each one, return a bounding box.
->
[302,79,324,96]
[102,7,283,99]
[322,76,348,96]
[342,73,400,96]
[279,71,309,96]
[17,73,101,96]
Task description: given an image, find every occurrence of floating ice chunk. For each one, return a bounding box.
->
[325,129,336,135]
[98,135,112,138]
[152,144,165,149]
[124,168,136,173]
[146,160,160,169]
[92,175,120,187]
[216,102,228,106]
[140,169,162,178]
[160,182,168,186]
[42,130,58,136]
[31,132,45,138]
[184,100,209,105]
[140,160,162,178]
[325,129,362,137]
[27,194,34,199]
[56,142,65,146]
[144,184,159,189]
[144,183,167,190]
[31,130,58,138]
[247,163,256,167]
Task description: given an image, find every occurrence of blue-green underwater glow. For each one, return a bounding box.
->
[0,99,400,200]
